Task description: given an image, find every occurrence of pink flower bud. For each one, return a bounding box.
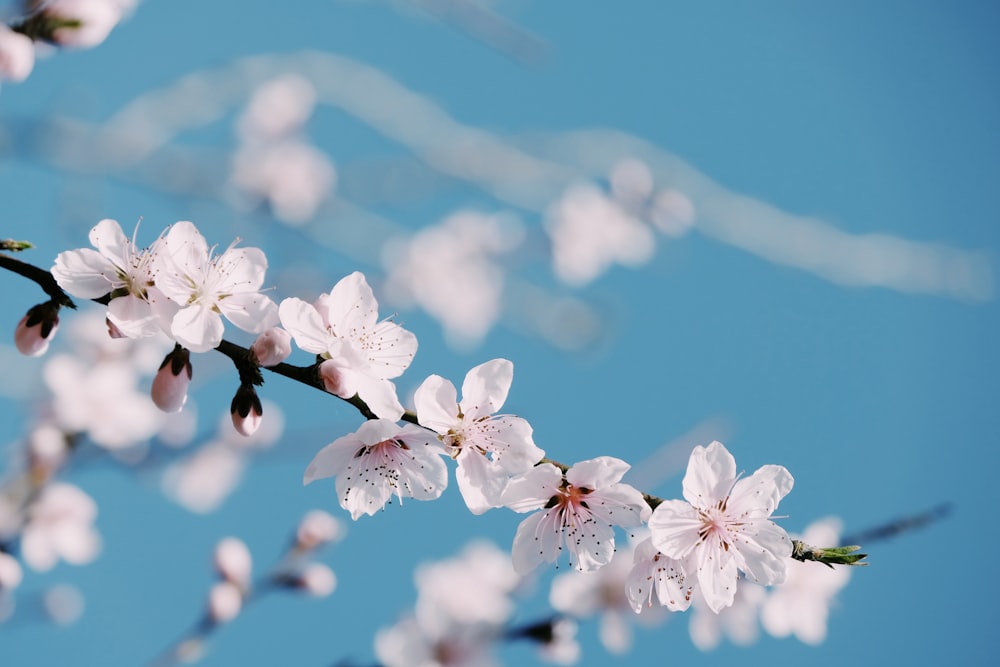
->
[297,563,336,597]
[230,384,263,437]
[318,359,357,399]
[0,25,35,83]
[213,537,252,588]
[0,552,23,590]
[15,302,60,357]
[250,327,292,367]
[207,581,242,624]
[151,346,192,413]
[295,510,344,551]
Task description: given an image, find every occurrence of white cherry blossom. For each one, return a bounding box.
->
[625,536,694,613]
[153,221,278,353]
[413,358,543,514]
[52,219,165,339]
[21,483,101,572]
[304,419,447,520]
[502,456,650,574]
[279,272,416,420]
[0,25,34,83]
[647,441,794,613]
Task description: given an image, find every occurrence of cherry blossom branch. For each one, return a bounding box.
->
[0,251,867,571]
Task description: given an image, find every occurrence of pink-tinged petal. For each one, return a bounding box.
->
[156,222,210,298]
[278,297,331,354]
[321,272,378,334]
[511,511,559,575]
[218,291,279,333]
[88,218,128,265]
[455,448,508,514]
[304,436,361,485]
[52,248,117,298]
[682,441,737,508]
[566,456,630,489]
[500,463,563,513]
[736,521,791,585]
[214,247,268,292]
[171,305,225,353]
[728,464,794,517]
[459,358,513,420]
[583,484,651,527]
[107,294,158,338]
[413,374,459,434]
[694,547,740,613]
[648,499,703,560]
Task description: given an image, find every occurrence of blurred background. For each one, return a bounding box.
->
[1,1,997,665]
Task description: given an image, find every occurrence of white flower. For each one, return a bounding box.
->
[153,221,278,353]
[647,441,794,613]
[0,25,34,83]
[207,581,242,624]
[413,358,543,514]
[625,537,694,613]
[760,517,851,645]
[375,615,499,667]
[295,509,344,550]
[0,551,23,590]
[279,272,416,420]
[382,211,523,347]
[502,457,650,574]
[21,483,101,572]
[43,353,164,450]
[414,541,519,636]
[545,183,655,286]
[52,219,165,339]
[304,419,447,520]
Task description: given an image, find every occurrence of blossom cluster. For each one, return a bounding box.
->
[9,217,805,628]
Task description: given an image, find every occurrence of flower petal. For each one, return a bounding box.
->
[682,441,736,508]
[459,358,512,421]
[648,499,703,560]
[728,464,794,518]
[500,463,563,513]
[218,291,278,333]
[413,374,459,435]
[171,304,225,353]
[566,456,630,489]
[52,248,117,298]
[278,297,331,355]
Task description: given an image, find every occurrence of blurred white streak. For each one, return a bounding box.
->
[25,51,992,304]
[397,0,548,65]
[623,417,732,492]
[526,130,994,302]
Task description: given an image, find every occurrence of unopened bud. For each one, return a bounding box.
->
[15,302,60,356]
[295,510,344,551]
[318,359,356,399]
[230,384,263,437]
[0,552,23,590]
[250,327,292,367]
[151,345,192,413]
[207,581,242,624]
[296,563,337,597]
[213,537,252,589]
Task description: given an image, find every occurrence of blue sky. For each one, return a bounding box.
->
[1,2,998,666]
